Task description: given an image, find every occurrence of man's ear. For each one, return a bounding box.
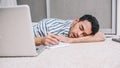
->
[73,18,79,24]
[70,18,80,28]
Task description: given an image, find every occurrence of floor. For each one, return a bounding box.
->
[0,38,120,68]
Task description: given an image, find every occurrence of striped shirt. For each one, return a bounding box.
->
[32,18,73,37]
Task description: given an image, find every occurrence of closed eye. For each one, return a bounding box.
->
[79,24,84,31]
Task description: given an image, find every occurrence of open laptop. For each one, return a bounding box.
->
[0,5,45,56]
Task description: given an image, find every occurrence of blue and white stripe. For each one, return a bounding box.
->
[32,18,73,37]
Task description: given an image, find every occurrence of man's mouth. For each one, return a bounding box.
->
[70,34,74,38]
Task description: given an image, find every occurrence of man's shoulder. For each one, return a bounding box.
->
[40,18,66,23]
[39,18,73,25]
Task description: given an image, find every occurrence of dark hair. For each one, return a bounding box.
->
[79,14,99,35]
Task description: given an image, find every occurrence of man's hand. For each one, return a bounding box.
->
[41,34,60,45]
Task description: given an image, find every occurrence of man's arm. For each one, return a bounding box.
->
[35,32,105,45]
[59,32,105,43]
[35,34,60,46]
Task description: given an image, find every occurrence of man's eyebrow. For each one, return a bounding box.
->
[81,24,84,30]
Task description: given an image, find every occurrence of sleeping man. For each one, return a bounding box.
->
[32,14,105,46]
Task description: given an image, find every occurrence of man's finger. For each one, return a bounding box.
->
[48,34,60,41]
[46,39,58,45]
[46,36,60,44]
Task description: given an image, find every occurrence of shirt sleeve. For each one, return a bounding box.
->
[32,19,48,37]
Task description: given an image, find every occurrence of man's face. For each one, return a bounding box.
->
[69,18,92,38]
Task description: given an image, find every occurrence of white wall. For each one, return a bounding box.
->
[117,0,120,35]
[0,0,17,7]
[17,0,47,22]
